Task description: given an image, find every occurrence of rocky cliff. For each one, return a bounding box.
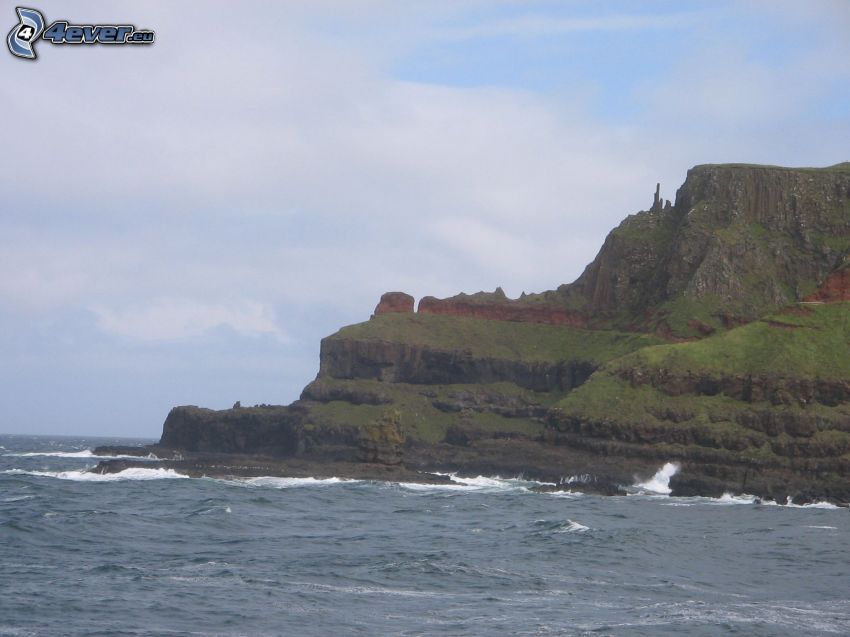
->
[415,163,850,337]
[139,162,850,503]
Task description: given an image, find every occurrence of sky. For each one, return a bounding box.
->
[1,0,848,437]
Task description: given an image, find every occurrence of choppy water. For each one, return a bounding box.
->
[1,435,848,636]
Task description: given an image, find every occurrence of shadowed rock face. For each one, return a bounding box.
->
[374,292,414,315]
[318,337,596,392]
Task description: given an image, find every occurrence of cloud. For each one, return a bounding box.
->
[1,0,848,434]
[436,12,698,40]
[91,298,286,342]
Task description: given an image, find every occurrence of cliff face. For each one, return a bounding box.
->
[417,163,850,337]
[318,336,595,392]
[561,163,850,333]
[153,162,850,503]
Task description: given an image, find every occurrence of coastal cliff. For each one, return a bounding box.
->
[100,163,850,503]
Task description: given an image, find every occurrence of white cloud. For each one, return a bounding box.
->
[1,1,848,435]
[436,12,698,40]
[91,298,286,342]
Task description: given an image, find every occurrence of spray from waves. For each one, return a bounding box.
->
[2,467,187,481]
[3,450,159,460]
[633,462,680,495]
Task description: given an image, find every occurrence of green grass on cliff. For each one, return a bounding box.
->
[695,162,850,173]
[330,313,663,364]
[554,302,850,461]
[555,368,850,464]
[619,302,850,380]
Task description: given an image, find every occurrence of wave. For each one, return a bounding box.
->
[782,498,840,509]
[556,519,590,533]
[632,462,679,495]
[660,492,844,509]
[3,450,159,460]
[402,474,550,493]
[2,467,187,481]
[241,476,357,488]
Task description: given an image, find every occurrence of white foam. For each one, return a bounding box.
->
[633,462,679,495]
[399,474,547,493]
[806,525,837,529]
[547,490,584,498]
[714,493,760,505]
[242,476,355,488]
[783,498,840,509]
[555,519,590,533]
[2,467,187,481]
[3,450,159,460]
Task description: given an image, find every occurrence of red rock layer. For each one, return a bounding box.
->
[803,267,850,303]
[374,292,415,315]
[417,296,587,327]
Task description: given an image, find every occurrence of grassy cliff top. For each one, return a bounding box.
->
[690,162,850,173]
[611,302,850,380]
[329,313,663,364]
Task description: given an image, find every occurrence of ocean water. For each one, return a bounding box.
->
[1,435,848,636]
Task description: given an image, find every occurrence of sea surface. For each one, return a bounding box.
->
[1,434,848,636]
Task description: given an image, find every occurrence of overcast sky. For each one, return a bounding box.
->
[1,1,848,437]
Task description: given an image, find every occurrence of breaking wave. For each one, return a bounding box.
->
[3,450,158,460]
[2,468,187,481]
[241,476,356,488]
[633,462,680,495]
[401,474,550,493]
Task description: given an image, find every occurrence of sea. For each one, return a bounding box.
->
[1,434,848,636]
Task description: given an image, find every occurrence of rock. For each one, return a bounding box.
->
[804,264,850,303]
[144,162,850,505]
[318,336,596,392]
[358,409,405,465]
[374,292,414,315]
[417,293,586,327]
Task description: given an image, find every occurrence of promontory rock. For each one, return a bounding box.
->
[95,162,850,504]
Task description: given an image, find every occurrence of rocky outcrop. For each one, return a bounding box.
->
[319,336,595,392]
[138,162,850,504]
[358,410,405,464]
[374,291,414,315]
[418,289,586,327]
[159,405,306,455]
[300,378,392,405]
[560,163,850,331]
